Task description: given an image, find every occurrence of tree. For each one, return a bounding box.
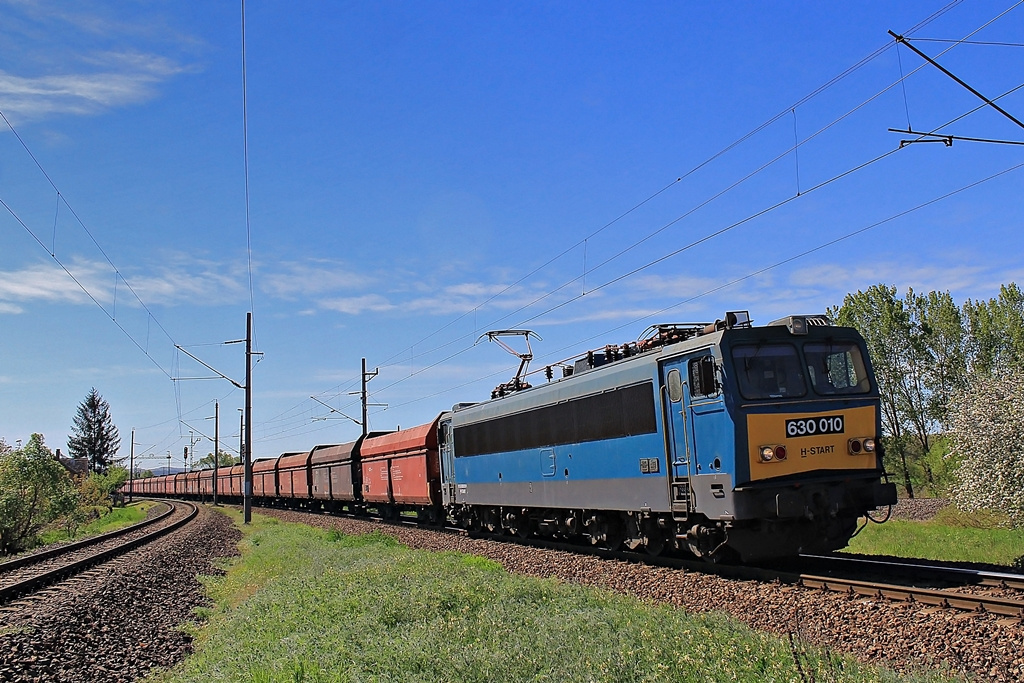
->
[195,450,239,469]
[78,468,127,515]
[67,388,121,474]
[947,369,1024,527]
[963,283,1024,376]
[832,285,922,497]
[79,467,129,512]
[0,434,79,554]
[911,289,968,428]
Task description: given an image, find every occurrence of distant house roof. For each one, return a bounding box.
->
[59,457,90,477]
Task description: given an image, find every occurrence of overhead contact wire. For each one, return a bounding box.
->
[365,0,971,385]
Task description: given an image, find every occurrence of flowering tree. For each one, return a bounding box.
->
[947,369,1024,527]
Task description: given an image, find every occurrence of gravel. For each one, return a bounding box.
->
[888,498,950,522]
[0,505,240,683]
[261,508,1024,683]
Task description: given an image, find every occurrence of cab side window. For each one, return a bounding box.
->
[688,355,719,398]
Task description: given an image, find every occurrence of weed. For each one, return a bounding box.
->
[932,505,1011,529]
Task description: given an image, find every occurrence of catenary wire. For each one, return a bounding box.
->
[369,74,1024,410]
[361,0,990,390]
[383,160,1024,412]
[368,0,968,374]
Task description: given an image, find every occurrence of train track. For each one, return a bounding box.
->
[0,499,198,605]
[783,553,1024,618]
[392,512,1024,619]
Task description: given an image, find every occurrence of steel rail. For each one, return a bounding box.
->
[799,553,1024,592]
[0,500,198,605]
[0,501,174,575]
[795,573,1024,618]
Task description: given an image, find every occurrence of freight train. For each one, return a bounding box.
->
[126,311,897,562]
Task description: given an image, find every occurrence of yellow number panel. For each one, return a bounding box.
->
[746,405,877,481]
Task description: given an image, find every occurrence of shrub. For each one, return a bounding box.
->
[947,369,1024,527]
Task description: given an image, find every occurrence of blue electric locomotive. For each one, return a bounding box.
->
[439,312,897,561]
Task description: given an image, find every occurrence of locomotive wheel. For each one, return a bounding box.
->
[503,523,529,539]
[603,526,625,551]
[642,534,665,556]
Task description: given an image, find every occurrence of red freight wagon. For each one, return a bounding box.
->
[186,470,201,496]
[310,442,358,502]
[173,473,187,496]
[226,465,245,498]
[198,468,214,497]
[360,416,442,507]
[277,451,311,501]
[252,458,278,500]
[212,465,231,498]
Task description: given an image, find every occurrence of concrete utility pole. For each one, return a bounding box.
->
[244,311,253,524]
[129,429,135,503]
[213,401,219,506]
[360,357,378,438]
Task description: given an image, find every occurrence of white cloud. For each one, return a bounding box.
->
[0,260,98,305]
[0,0,193,124]
[0,301,25,314]
[131,262,247,306]
[261,260,370,299]
[319,294,395,315]
[0,60,184,120]
[0,256,247,309]
[630,273,722,299]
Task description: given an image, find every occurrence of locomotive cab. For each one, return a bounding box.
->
[661,314,897,561]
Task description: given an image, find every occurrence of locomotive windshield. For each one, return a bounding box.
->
[732,344,807,399]
[731,340,872,400]
[804,341,871,395]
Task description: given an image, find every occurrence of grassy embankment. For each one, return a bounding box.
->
[151,510,957,683]
[38,500,158,545]
[847,506,1024,568]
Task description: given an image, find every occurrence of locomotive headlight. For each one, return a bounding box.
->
[863,438,876,453]
[760,446,775,462]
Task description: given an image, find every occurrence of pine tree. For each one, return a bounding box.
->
[67,388,121,474]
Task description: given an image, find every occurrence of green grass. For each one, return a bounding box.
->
[39,501,157,545]
[151,511,955,683]
[847,507,1024,568]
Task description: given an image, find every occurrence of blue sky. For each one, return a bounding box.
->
[1,1,1022,473]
